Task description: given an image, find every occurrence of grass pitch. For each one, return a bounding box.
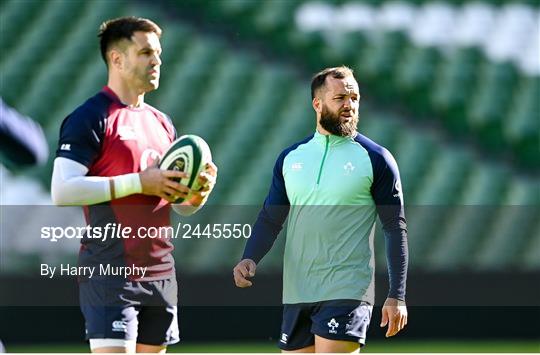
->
[5,340,540,353]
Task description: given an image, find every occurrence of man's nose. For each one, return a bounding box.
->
[151,54,162,66]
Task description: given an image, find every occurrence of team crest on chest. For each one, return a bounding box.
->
[343,161,355,175]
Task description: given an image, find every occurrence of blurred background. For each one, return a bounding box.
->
[0,0,539,352]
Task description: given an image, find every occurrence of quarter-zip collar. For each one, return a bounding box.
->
[313,130,355,147]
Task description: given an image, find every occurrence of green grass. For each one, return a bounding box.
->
[5,341,540,353]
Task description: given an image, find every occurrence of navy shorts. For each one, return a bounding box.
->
[279,299,373,351]
[79,277,180,346]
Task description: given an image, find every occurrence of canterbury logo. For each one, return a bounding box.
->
[118,126,137,140]
[112,320,127,332]
[291,162,303,171]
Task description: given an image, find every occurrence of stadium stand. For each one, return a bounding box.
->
[0,0,538,274]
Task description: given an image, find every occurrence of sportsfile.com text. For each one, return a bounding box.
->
[41,223,252,242]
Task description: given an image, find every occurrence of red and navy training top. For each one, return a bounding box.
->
[56,86,177,281]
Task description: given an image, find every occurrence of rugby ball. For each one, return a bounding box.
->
[159,135,212,203]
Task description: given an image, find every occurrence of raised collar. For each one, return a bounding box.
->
[102,86,146,111]
[313,130,356,146]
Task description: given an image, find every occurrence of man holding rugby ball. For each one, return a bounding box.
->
[51,17,217,353]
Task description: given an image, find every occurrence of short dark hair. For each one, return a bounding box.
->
[311,66,355,99]
[98,16,162,64]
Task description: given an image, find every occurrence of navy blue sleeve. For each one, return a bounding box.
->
[163,112,178,140]
[56,94,109,167]
[356,134,408,301]
[242,149,290,264]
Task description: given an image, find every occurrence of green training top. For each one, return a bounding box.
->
[243,131,408,304]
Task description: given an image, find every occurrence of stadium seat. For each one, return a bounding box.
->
[426,163,510,270]
[467,61,519,152]
[395,46,441,117]
[431,48,483,133]
[475,177,540,270]
[320,31,368,69]
[418,147,473,205]
[355,31,408,102]
[153,38,226,127]
[50,56,107,128]
[147,24,194,108]
[17,35,100,123]
[406,147,473,266]
[210,66,293,203]
[0,0,93,105]
[184,52,257,145]
[392,130,436,202]
[360,112,402,150]
[226,86,313,205]
[158,23,193,65]
[0,0,46,65]
[504,76,540,166]
[252,0,298,48]
[214,0,259,21]
[0,0,123,112]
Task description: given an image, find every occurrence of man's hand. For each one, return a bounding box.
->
[233,259,257,288]
[380,297,408,337]
[139,167,190,203]
[187,162,218,207]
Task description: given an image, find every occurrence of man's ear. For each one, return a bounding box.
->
[108,48,123,70]
[312,97,322,114]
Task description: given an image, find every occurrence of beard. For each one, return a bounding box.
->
[319,104,358,137]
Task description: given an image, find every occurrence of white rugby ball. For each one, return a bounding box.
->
[159,135,212,203]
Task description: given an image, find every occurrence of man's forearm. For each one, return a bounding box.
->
[242,204,288,263]
[385,228,408,301]
[51,157,142,205]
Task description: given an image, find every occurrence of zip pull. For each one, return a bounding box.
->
[316,135,329,185]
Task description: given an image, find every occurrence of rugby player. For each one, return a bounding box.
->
[51,17,217,353]
[234,66,408,352]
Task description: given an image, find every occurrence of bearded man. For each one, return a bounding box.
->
[233,66,409,353]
